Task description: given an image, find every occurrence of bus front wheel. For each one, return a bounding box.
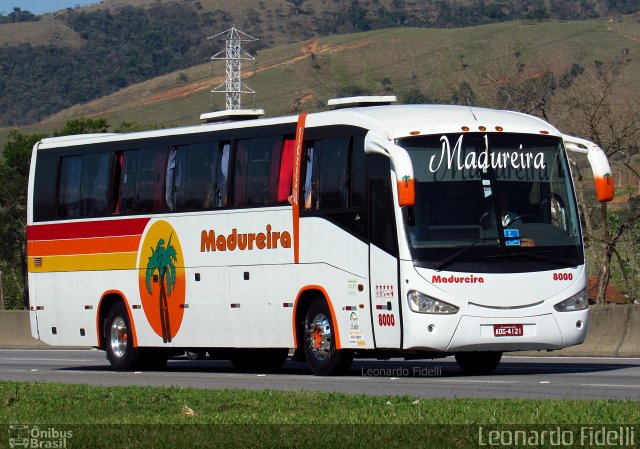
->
[105,302,142,371]
[455,351,502,375]
[303,301,353,376]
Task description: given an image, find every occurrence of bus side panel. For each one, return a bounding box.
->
[169,266,232,348]
[298,216,373,350]
[28,271,105,346]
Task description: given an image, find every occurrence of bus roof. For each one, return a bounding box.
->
[35,104,561,150]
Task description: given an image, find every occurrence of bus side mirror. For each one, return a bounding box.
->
[397,176,415,207]
[365,133,416,207]
[563,136,614,203]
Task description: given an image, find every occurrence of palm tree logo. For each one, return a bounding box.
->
[145,233,178,343]
[402,175,412,187]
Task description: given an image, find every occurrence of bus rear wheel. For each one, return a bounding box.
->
[105,302,143,371]
[303,301,353,376]
[455,351,502,375]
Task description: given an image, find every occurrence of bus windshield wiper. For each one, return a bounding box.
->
[485,251,577,267]
[434,237,498,272]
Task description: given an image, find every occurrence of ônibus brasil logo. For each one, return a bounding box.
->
[138,220,185,343]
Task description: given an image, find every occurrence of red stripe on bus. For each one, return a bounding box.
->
[27,218,150,241]
[291,112,308,264]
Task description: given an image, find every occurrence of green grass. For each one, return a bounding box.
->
[2,381,638,425]
[1,381,637,448]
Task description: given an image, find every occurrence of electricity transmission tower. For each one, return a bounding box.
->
[208,26,258,111]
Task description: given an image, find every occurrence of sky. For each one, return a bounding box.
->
[0,0,99,15]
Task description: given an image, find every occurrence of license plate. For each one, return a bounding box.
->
[493,324,524,337]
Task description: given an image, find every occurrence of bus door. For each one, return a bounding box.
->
[367,154,402,349]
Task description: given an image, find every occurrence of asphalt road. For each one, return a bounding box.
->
[0,349,639,400]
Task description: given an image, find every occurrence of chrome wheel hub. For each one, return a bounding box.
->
[110,316,128,359]
[307,313,332,361]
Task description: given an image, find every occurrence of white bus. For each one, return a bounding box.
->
[27,97,614,375]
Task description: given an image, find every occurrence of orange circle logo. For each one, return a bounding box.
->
[138,220,185,342]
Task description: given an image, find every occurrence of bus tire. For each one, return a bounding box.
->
[229,348,289,371]
[105,302,142,371]
[455,351,502,375]
[303,300,353,376]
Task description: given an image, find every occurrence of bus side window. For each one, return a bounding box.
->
[184,141,218,210]
[137,147,168,213]
[58,156,82,218]
[278,137,295,204]
[117,150,139,214]
[369,154,397,255]
[233,139,250,207]
[57,153,111,218]
[351,136,365,208]
[301,142,317,209]
[165,145,188,211]
[247,136,283,206]
[316,137,350,209]
[82,152,110,217]
[215,142,230,208]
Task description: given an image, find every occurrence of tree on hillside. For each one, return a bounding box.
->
[554,60,640,304]
[0,130,44,309]
[0,119,111,309]
[0,7,38,24]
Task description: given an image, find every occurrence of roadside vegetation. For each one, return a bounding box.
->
[1,381,638,447]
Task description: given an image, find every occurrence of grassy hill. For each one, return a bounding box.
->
[1,0,639,130]
[2,15,637,143]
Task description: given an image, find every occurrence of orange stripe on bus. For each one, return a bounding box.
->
[31,235,142,257]
[291,112,308,264]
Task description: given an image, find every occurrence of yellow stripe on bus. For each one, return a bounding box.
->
[28,252,139,273]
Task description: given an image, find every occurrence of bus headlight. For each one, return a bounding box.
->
[553,288,588,312]
[408,290,459,314]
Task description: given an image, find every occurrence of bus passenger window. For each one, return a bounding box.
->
[117,150,138,214]
[82,152,110,216]
[278,138,295,204]
[165,146,187,211]
[137,147,168,213]
[215,143,230,207]
[247,136,283,206]
[305,137,349,210]
[302,144,316,209]
[58,156,82,218]
[58,153,111,218]
[233,140,250,207]
[184,142,217,210]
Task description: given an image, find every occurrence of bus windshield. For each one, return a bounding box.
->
[399,133,583,273]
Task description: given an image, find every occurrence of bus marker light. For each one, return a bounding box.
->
[358,284,364,292]
[461,126,470,132]
[359,304,365,309]
[409,131,420,135]
[540,130,550,134]
[495,126,503,132]
[478,126,486,131]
